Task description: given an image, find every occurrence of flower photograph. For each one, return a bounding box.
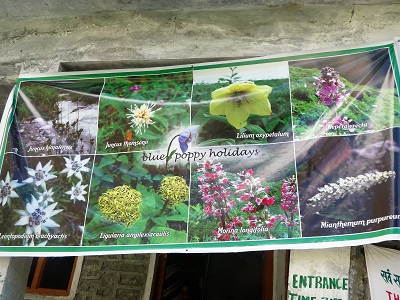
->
[96,71,193,154]
[289,47,400,140]
[192,62,292,146]
[296,127,399,237]
[0,153,93,246]
[188,143,300,242]
[14,80,103,155]
[83,151,190,246]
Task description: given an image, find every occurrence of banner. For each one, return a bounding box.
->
[364,245,400,300]
[0,41,399,255]
[288,247,350,300]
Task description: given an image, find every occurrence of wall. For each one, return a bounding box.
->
[74,254,151,300]
[1,2,400,299]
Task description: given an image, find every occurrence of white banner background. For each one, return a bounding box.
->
[365,245,400,300]
[288,247,350,300]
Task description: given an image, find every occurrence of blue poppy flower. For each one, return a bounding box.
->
[178,125,199,153]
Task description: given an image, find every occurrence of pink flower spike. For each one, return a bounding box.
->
[129,85,142,91]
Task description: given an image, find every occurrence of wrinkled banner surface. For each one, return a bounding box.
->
[365,245,400,300]
[0,41,400,256]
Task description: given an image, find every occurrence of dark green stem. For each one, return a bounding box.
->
[165,134,180,169]
[155,199,170,218]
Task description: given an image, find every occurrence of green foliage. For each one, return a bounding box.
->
[18,83,61,121]
[97,73,192,153]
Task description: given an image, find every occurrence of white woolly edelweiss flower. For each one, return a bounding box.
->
[65,181,88,203]
[37,188,55,207]
[23,161,57,188]
[0,172,25,207]
[307,171,396,210]
[15,195,63,236]
[60,155,91,181]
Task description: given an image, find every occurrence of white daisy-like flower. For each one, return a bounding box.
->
[37,188,55,206]
[23,161,57,188]
[60,155,91,181]
[0,172,25,207]
[126,101,161,134]
[15,195,63,236]
[65,181,88,203]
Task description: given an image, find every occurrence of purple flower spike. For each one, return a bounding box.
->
[178,125,199,153]
[129,85,142,92]
[314,67,348,107]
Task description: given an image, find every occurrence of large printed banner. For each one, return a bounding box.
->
[365,245,400,300]
[0,42,400,255]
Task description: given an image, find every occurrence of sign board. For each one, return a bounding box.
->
[288,247,350,300]
[0,41,399,255]
[365,245,400,300]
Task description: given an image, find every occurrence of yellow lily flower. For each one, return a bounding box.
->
[210,81,273,129]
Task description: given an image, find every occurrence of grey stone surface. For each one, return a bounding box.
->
[74,254,150,300]
[1,1,399,17]
[349,246,371,300]
[1,3,399,115]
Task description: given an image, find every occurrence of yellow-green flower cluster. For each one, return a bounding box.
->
[98,185,142,227]
[158,176,189,207]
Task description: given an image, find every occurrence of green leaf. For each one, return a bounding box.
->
[152,174,164,181]
[263,116,281,132]
[152,115,169,129]
[138,130,161,140]
[142,194,156,207]
[102,174,115,183]
[116,237,141,245]
[140,204,159,218]
[154,194,165,209]
[123,217,148,233]
[93,167,105,177]
[175,203,189,219]
[91,177,101,187]
[116,154,129,164]
[121,174,133,183]
[148,227,186,244]
[166,149,176,162]
[130,165,148,178]
[245,124,266,135]
[152,216,168,226]
[98,155,115,168]
[166,214,187,222]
